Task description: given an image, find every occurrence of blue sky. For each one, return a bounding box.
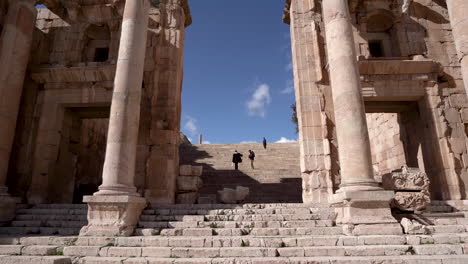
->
[181,0,297,144]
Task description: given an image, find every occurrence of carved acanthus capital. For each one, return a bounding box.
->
[392,191,431,212]
[382,165,430,191]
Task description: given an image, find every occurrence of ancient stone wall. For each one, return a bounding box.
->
[367,113,407,175]
[6,1,190,204]
[286,0,468,200]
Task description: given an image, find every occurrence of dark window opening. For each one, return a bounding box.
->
[369,41,384,57]
[94,48,109,62]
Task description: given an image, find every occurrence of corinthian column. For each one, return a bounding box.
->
[0,0,36,223]
[447,0,468,96]
[323,0,401,235]
[80,0,150,237]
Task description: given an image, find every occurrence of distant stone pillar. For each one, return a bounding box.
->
[80,0,149,236]
[198,134,202,144]
[0,0,36,222]
[323,0,402,235]
[447,0,468,97]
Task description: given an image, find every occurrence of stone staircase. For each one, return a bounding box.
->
[180,143,302,203]
[0,204,87,236]
[2,203,468,263]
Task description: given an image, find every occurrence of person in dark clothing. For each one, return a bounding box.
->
[232,150,243,170]
[248,150,255,169]
[262,137,267,149]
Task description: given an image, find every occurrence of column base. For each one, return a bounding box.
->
[0,195,19,226]
[330,190,403,236]
[79,195,147,236]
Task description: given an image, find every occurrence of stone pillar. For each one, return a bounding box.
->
[145,0,187,204]
[0,0,36,223]
[447,0,468,97]
[80,0,149,236]
[287,0,333,203]
[323,0,402,235]
[198,134,202,144]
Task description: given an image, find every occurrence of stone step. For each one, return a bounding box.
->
[11,220,87,228]
[0,256,71,264]
[75,255,468,264]
[157,227,344,236]
[0,227,80,236]
[56,244,468,258]
[137,220,334,229]
[33,204,87,209]
[0,236,77,246]
[16,209,87,215]
[2,232,466,248]
[16,214,88,221]
[142,208,332,216]
[146,203,325,209]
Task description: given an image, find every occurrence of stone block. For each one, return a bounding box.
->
[179,165,192,176]
[218,188,237,204]
[176,192,198,204]
[191,166,203,177]
[0,196,19,225]
[382,166,430,191]
[63,246,100,256]
[235,186,249,201]
[400,218,430,235]
[393,191,431,212]
[177,176,202,191]
[79,195,147,236]
[22,245,58,256]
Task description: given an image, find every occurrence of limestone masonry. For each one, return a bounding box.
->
[2,0,468,263]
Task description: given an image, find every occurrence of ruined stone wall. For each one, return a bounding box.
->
[6,2,189,204]
[367,113,407,175]
[286,0,468,200]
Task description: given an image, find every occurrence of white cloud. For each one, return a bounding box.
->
[280,79,294,94]
[203,140,211,144]
[188,137,193,143]
[240,141,257,144]
[246,83,271,118]
[275,137,296,143]
[183,117,198,136]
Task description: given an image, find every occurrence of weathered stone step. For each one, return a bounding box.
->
[57,244,468,258]
[16,209,87,215]
[143,208,332,216]
[137,220,334,229]
[0,256,70,264]
[16,214,88,221]
[32,204,87,209]
[146,203,326,209]
[75,255,468,264]
[11,220,87,228]
[0,227,80,236]
[4,233,468,248]
[0,236,77,246]
[157,227,344,236]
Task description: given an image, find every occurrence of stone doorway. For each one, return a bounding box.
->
[49,107,109,204]
[364,100,446,199]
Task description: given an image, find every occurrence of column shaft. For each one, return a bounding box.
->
[97,0,150,196]
[322,0,379,192]
[447,0,468,95]
[0,0,36,196]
